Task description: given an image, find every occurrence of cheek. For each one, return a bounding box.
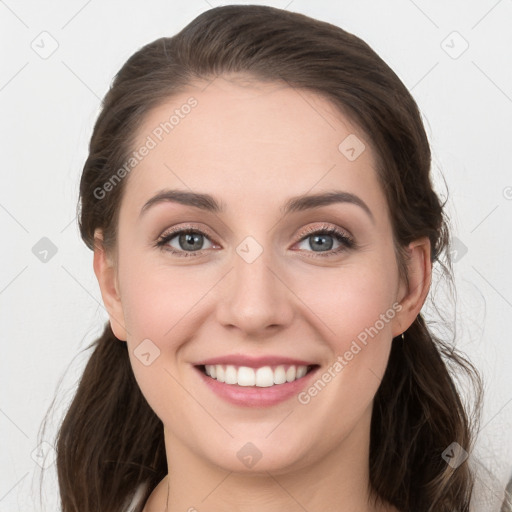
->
[119,240,400,360]
[118,263,198,424]
[293,262,399,347]
[290,258,400,420]
[117,256,218,399]
[118,251,210,341]
[291,270,398,443]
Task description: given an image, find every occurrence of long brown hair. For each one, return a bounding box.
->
[53,5,485,511]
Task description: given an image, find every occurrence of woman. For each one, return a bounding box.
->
[55,5,486,511]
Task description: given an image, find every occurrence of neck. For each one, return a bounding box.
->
[145,407,395,512]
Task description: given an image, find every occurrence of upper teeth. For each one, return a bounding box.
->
[204,364,309,387]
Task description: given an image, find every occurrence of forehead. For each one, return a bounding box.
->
[122,74,386,219]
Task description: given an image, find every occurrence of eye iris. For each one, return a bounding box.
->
[310,233,334,251]
[180,232,203,251]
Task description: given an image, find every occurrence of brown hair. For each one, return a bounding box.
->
[53,5,484,511]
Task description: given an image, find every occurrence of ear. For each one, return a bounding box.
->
[392,236,432,337]
[93,229,128,341]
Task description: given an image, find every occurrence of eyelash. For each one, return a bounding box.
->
[154,223,355,258]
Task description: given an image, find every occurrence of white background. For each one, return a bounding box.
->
[1,0,511,510]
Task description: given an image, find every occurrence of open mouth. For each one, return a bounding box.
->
[196,364,319,388]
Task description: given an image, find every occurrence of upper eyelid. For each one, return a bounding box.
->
[158,223,352,248]
[159,223,217,242]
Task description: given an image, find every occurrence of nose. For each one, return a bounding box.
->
[215,242,295,337]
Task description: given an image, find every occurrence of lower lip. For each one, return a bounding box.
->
[194,366,319,407]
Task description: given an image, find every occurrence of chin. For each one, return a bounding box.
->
[199,436,314,475]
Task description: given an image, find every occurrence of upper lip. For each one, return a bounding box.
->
[194,355,317,368]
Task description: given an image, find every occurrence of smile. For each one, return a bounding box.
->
[195,361,320,407]
[200,364,314,387]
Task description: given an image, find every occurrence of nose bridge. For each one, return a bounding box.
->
[216,233,294,333]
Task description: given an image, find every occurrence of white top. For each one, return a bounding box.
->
[124,484,147,512]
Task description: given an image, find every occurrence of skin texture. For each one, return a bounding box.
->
[93,75,431,512]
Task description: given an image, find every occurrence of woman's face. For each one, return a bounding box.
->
[95,75,427,474]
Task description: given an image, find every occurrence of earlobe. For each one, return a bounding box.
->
[92,229,128,341]
[392,236,432,337]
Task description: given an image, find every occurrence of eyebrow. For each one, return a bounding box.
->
[139,188,374,223]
